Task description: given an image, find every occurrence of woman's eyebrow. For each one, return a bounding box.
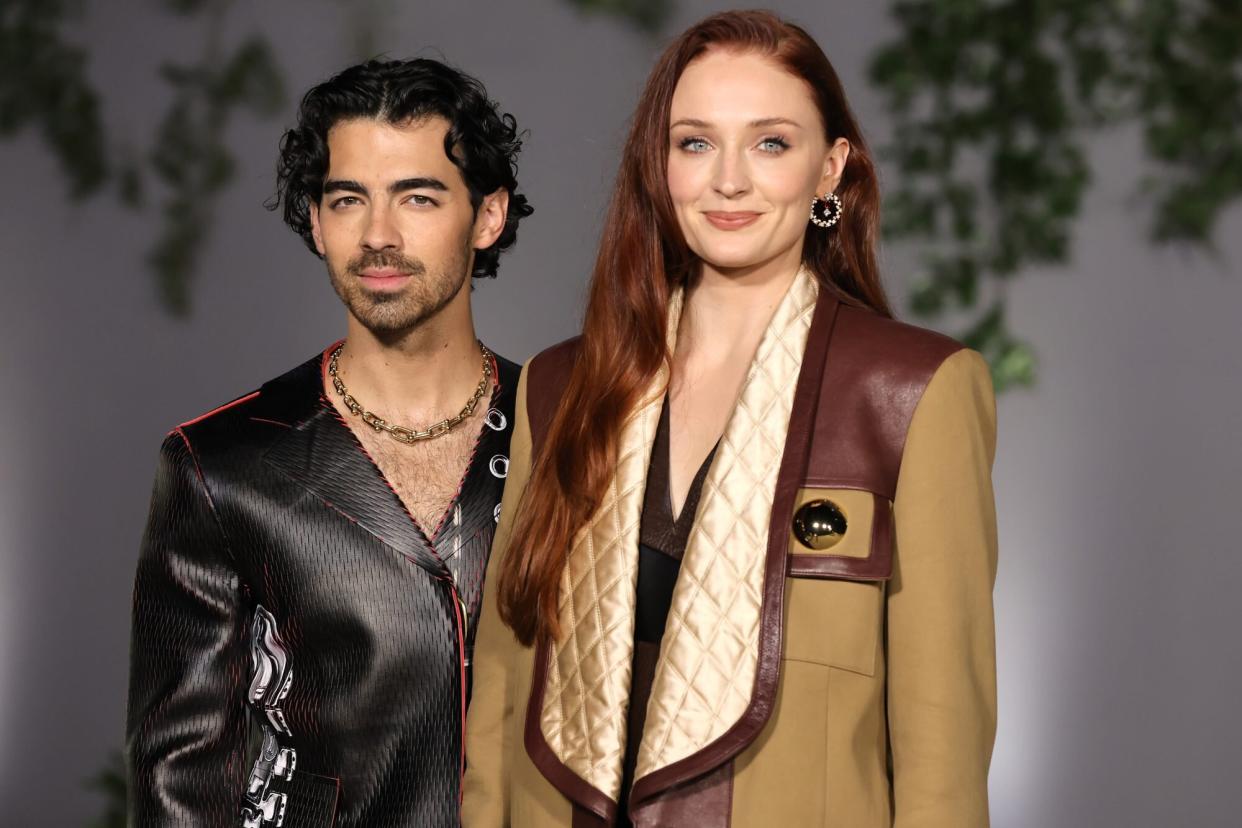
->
[749,117,801,128]
[669,117,802,129]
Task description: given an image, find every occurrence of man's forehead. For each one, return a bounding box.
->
[325,115,462,182]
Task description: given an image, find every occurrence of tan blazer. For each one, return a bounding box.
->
[463,283,998,827]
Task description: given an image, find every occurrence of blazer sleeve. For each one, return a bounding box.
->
[887,348,999,827]
[125,430,250,826]
[462,365,533,828]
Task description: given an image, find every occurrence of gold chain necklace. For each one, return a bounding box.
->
[328,342,493,444]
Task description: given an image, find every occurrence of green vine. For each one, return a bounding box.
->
[21,0,1240,388]
[147,0,285,314]
[0,0,285,315]
[85,751,126,828]
[2,0,672,317]
[0,0,108,197]
[871,0,1242,391]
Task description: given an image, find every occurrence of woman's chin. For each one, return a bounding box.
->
[695,247,793,277]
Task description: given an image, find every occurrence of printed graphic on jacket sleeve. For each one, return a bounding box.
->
[241,605,296,828]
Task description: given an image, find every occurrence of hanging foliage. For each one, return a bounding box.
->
[0,0,285,315]
[85,752,126,828]
[11,0,1240,384]
[0,0,108,197]
[871,0,1242,390]
[145,0,285,314]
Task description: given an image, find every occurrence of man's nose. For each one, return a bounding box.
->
[361,204,401,251]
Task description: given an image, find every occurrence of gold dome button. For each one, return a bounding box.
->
[792,499,847,550]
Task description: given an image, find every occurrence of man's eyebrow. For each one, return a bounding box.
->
[390,177,448,193]
[669,117,804,129]
[323,179,367,195]
[321,177,450,196]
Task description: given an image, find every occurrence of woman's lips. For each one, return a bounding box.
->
[704,211,761,230]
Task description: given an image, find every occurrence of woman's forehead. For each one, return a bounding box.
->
[670,50,818,126]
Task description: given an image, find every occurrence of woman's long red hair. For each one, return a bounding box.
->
[497,10,892,646]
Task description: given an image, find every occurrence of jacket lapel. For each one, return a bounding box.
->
[530,300,676,820]
[629,278,839,814]
[526,270,844,822]
[256,345,450,579]
[630,269,826,792]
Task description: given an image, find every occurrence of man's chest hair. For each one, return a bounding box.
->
[349,409,485,533]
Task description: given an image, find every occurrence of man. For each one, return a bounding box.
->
[126,58,533,827]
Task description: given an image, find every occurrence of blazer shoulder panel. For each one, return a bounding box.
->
[807,304,966,498]
[525,336,581,453]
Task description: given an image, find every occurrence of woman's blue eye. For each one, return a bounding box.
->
[679,137,712,153]
[758,136,790,153]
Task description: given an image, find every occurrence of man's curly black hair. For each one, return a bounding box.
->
[271,58,533,279]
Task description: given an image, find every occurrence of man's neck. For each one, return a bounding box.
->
[333,311,487,425]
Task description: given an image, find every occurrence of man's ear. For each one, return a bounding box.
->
[309,200,326,257]
[472,189,510,251]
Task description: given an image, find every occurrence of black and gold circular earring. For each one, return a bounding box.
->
[810,192,843,229]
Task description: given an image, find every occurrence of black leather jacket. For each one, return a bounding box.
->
[126,346,519,827]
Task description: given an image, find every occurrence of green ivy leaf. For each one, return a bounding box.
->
[959,302,1035,392]
[213,36,285,117]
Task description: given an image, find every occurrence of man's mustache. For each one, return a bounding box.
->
[346,251,426,276]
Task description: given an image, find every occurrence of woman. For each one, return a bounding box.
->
[464,10,997,827]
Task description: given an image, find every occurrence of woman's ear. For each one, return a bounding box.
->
[819,137,851,195]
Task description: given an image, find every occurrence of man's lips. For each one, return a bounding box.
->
[703,211,762,230]
[357,269,413,291]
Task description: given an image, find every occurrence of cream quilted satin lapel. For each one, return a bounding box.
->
[538,268,819,802]
[536,291,683,802]
[634,267,818,780]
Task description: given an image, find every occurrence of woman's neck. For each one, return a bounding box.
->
[677,251,803,361]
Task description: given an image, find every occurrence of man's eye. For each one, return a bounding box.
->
[409,194,437,206]
[331,196,360,209]
[678,137,712,153]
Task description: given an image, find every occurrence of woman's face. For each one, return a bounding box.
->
[667,49,848,275]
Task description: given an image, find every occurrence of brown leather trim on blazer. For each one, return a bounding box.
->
[525,336,581,458]
[804,305,963,498]
[631,762,733,828]
[524,637,619,823]
[572,804,609,827]
[523,336,624,822]
[787,491,893,580]
[518,293,963,821]
[626,290,842,814]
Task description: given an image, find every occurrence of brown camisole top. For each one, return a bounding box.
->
[618,398,719,824]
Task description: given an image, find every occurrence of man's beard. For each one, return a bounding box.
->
[326,242,471,337]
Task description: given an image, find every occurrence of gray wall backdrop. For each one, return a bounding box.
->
[2,1,1239,825]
